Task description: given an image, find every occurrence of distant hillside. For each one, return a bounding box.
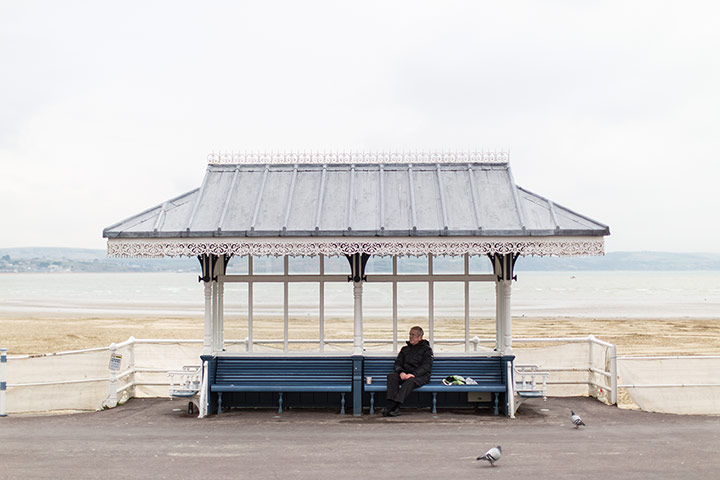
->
[516,251,720,271]
[1,247,719,272]
[0,247,197,273]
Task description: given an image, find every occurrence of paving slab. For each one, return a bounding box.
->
[1,396,718,479]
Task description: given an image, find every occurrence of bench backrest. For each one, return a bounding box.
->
[212,356,354,386]
[364,356,513,386]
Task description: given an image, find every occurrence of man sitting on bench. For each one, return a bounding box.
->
[381,326,434,417]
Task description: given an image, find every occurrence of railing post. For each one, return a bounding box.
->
[102,343,119,408]
[609,343,618,405]
[588,335,595,397]
[1,348,7,417]
[127,337,136,399]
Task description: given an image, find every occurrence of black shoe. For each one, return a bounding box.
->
[380,407,390,417]
[387,408,401,417]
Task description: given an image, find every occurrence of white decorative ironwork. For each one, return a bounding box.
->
[107,236,604,258]
[207,151,510,165]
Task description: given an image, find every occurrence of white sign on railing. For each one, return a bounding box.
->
[109,353,122,372]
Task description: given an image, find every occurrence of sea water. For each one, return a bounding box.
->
[1,271,718,319]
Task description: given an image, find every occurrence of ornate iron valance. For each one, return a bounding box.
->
[107,236,604,258]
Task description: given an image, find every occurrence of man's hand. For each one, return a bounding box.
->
[399,372,415,381]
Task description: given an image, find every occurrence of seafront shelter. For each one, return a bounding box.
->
[103,151,609,416]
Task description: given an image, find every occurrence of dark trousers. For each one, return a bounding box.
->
[386,373,427,405]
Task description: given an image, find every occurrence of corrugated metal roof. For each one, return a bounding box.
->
[103,162,609,239]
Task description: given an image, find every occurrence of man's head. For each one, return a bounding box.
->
[408,326,424,345]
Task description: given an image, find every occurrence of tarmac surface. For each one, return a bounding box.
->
[1,396,719,479]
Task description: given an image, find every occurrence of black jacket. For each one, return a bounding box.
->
[393,339,434,384]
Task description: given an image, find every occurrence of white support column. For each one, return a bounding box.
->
[284,256,289,353]
[203,279,212,355]
[502,279,513,354]
[212,275,219,352]
[353,280,363,355]
[319,255,325,352]
[392,256,398,353]
[217,256,225,352]
[464,253,470,353]
[428,253,434,349]
[248,255,253,353]
[495,266,504,353]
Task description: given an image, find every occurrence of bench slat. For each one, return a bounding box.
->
[212,385,351,393]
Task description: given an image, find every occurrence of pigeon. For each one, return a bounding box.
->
[571,410,586,428]
[476,446,502,467]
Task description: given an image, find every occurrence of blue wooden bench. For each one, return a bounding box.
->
[364,355,515,415]
[204,356,354,415]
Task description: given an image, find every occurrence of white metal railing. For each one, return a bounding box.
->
[0,335,618,414]
[466,335,617,404]
[482,335,617,405]
[620,383,720,388]
[8,338,720,415]
[617,356,720,389]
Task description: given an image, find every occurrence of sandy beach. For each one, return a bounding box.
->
[2,313,719,356]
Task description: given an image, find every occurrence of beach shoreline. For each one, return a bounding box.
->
[2,312,719,356]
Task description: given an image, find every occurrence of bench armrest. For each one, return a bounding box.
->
[168,365,202,397]
[513,365,550,399]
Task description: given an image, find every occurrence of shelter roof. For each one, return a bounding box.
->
[104,152,609,257]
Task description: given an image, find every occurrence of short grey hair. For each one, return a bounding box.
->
[410,326,424,337]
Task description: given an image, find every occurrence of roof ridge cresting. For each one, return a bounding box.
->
[206,150,510,165]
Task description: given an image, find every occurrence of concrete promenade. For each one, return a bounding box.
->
[1,396,718,479]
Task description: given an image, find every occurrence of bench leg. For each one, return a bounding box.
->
[369,393,375,414]
[217,392,223,415]
[432,393,437,414]
[340,393,346,415]
[493,393,499,415]
[278,392,283,415]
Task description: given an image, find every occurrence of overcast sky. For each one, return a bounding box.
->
[1,1,718,253]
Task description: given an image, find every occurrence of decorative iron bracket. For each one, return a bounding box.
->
[345,253,370,283]
[198,254,223,282]
[489,253,519,282]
